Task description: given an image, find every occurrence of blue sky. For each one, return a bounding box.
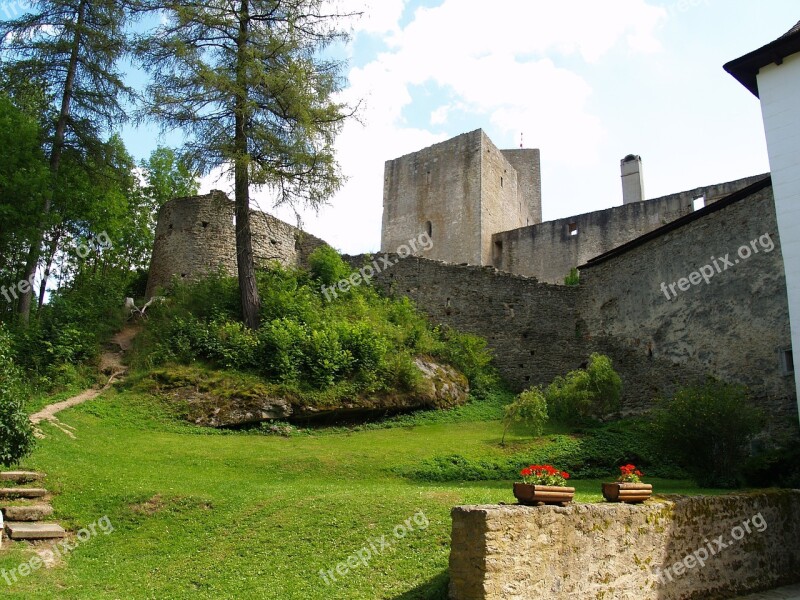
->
[123,1,800,254]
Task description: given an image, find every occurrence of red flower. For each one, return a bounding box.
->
[635,470,643,477]
[561,472,570,479]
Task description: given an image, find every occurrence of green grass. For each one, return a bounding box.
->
[1,388,727,599]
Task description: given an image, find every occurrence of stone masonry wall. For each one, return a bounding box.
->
[368,256,586,392]
[381,129,540,266]
[145,191,327,297]
[578,179,797,426]
[448,490,800,600]
[493,174,767,283]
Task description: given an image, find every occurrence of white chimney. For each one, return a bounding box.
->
[621,154,645,204]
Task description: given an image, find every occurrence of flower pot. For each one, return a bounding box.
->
[513,483,575,506]
[602,482,652,503]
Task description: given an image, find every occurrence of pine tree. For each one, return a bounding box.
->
[0,0,133,322]
[138,0,355,328]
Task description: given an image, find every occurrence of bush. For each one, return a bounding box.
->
[564,268,579,286]
[307,245,351,287]
[437,328,499,396]
[502,386,548,445]
[742,439,800,488]
[0,324,35,466]
[652,380,765,487]
[546,353,622,425]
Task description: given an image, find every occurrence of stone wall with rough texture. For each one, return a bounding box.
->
[368,256,586,393]
[381,129,540,266]
[365,177,796,420]
[578,179,797,425]
[145,191,327,297]
[448,491,800,600]
[492,174,768,283]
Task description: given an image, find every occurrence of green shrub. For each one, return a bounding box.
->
[502,386,548,445]
[307,245,351,287]
[0,324,35,466]
[256,317,309,383]
[652,380,765,487]
[742,439,800,488]
[564,268,579,286]
[437,328,499,396]
[546,353,622,425]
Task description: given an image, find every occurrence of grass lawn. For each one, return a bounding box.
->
[1,388,725,599]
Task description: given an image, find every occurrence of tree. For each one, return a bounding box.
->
[501,386,548,446]
[138,0,355,328]
[141,147,200,208]
[0,0,133,322]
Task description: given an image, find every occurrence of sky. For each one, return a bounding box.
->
[122,0,800,255]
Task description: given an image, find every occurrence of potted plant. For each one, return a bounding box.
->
[602,464,652,503]
[513,464,575,506]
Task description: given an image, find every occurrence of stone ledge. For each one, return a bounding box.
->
[449,491,800,600]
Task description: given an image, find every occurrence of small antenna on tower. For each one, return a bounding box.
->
[520,132,524,149]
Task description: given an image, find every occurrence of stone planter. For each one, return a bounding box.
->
[513,483,575,506]
[602,482,652,503]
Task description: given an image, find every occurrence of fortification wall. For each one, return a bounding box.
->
[145,191,327,297]
[578,179,797,425]
[492,174,768,283]
[368,257,586,392]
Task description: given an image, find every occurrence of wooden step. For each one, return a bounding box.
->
[0,471,43,484]
[4,522,66,540]
[1,504,54,521]
[0,488,47,500]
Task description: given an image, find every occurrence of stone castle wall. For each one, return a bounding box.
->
[381,129,540,265]
[368,178,796,421]
[579,177,797,424]
[492,174,768,284]
[145,191,327,297]
[448,491,800,600]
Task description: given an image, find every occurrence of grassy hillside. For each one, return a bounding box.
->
[0,389,723,600]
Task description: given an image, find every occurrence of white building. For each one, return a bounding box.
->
[725,21,800,420]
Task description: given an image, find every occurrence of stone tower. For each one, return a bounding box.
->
[381,129,542,265]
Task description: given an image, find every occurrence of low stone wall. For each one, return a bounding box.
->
[449,491,800,600]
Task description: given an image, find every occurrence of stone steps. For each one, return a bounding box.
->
[2,504,54,521]
[1,471,64,544]
[0,471,43,484]
[0,487,47,500]
[4,522,65,540]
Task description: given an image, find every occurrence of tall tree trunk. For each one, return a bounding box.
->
[37,228,62,308]
[17,0,87,323]
[234,0,260,329]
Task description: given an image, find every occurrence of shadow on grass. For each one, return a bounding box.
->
[392,570,449,599]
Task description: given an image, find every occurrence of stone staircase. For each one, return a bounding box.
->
[0,471,65,545]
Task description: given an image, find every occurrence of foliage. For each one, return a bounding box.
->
[501,386,548,445]
[308,245,352,286]
[133,262,500,400]
[742,439,800,489]
[545,353,622,425]
[436,327,499,397]
[401,419,687,482]
[564,267,580,286]
[519,464,570,486]
[652,380,765,487]
[617,463,644,483]
[0,324,35,466]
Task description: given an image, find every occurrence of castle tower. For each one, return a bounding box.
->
[381,129,542,265]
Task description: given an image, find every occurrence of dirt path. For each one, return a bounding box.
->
[30,326,140,438]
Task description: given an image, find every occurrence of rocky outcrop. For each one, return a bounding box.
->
[149,358,470,428]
